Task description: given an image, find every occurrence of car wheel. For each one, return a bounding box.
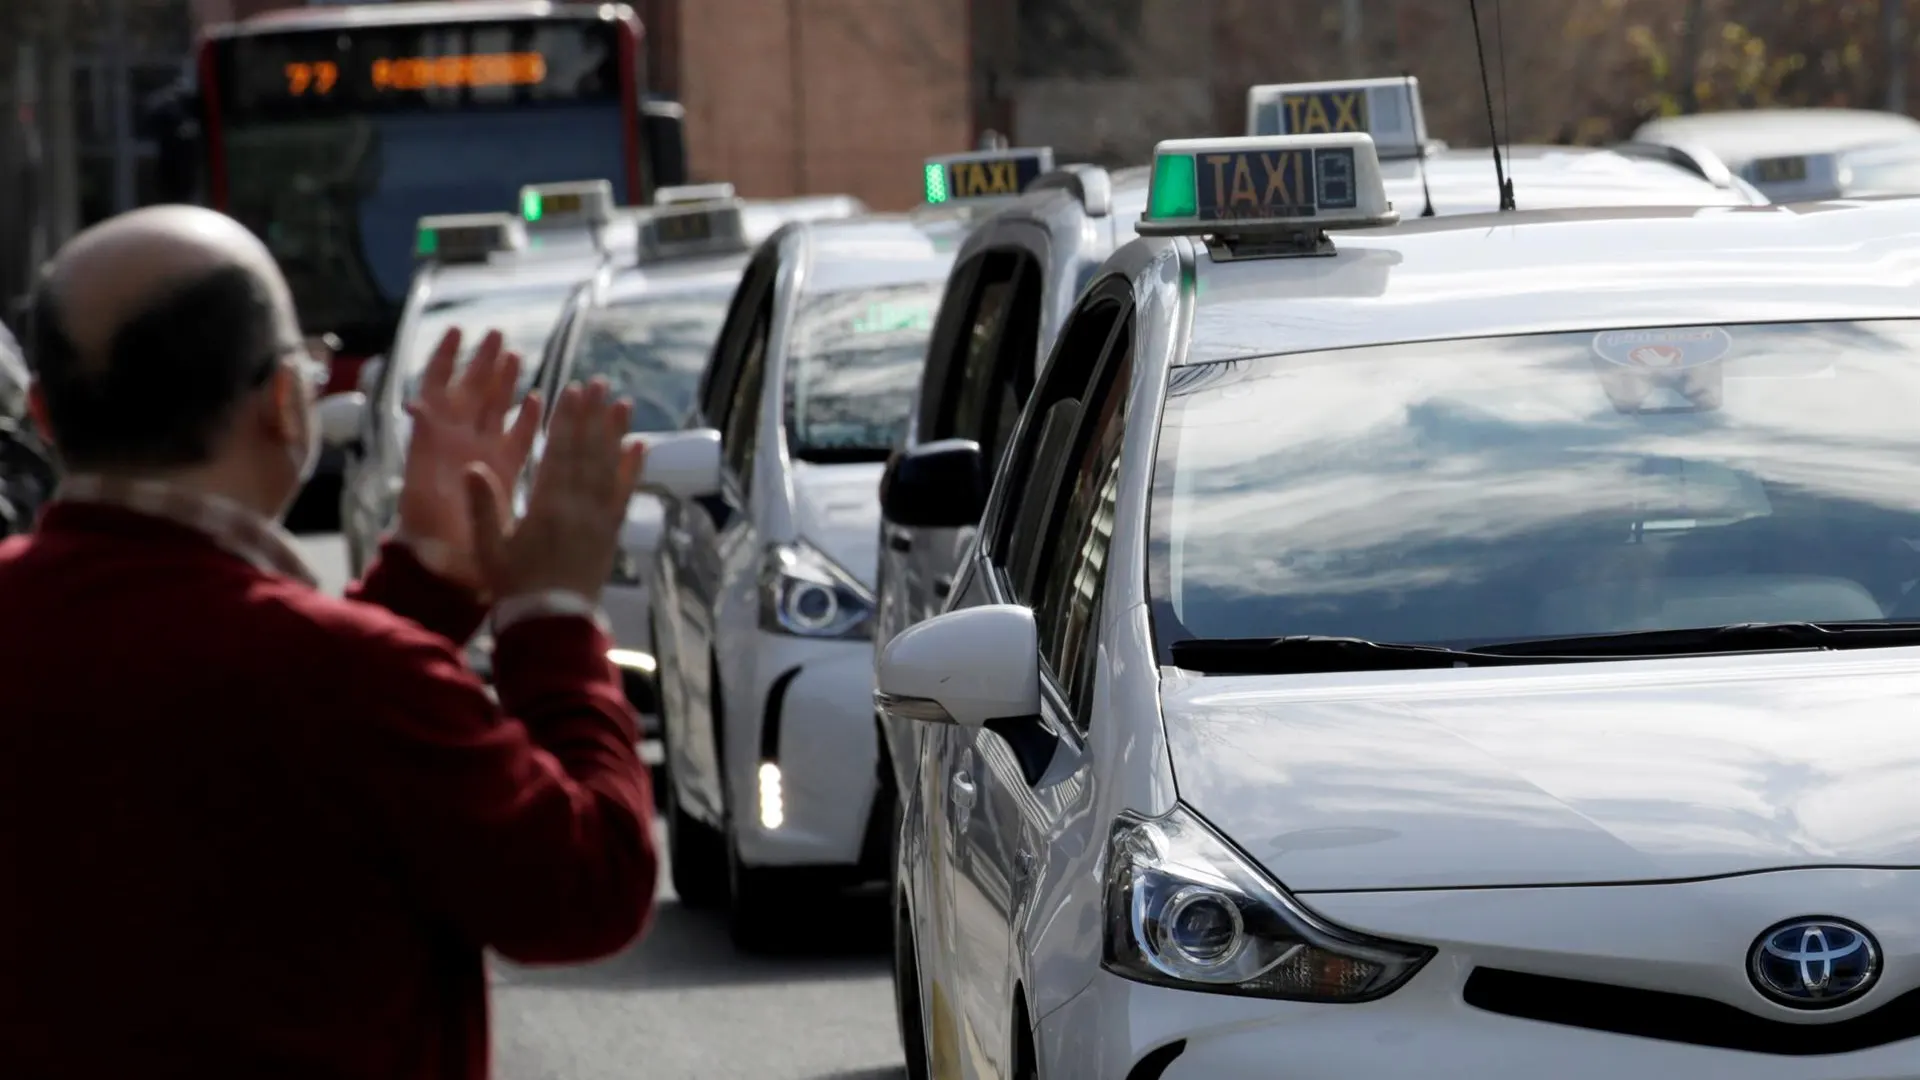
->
[659,635,728,909]
[894,901,932,1080]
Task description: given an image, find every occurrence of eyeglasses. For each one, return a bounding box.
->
[251,340,333,395]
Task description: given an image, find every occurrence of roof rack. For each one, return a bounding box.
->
[1611,140,1736,189]
[1026,164,1113,218]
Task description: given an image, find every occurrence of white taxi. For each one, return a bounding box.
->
[878,130,1920,1078]
[636,215,956,950]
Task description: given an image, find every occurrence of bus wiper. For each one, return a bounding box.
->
[1171,635,1557,675]
[1473,621,1920,658]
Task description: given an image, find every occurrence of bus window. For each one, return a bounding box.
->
[205,15,639,356]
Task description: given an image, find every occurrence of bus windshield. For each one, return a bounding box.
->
[208,16,633,353]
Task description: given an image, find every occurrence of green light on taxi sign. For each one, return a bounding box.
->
[520,190,544,222]
[1147,154,1198,221]
[924,163,949,205]
[415,229,439,256]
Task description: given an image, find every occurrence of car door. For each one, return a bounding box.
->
[940,284,1133,1080]
[657,248,778,822]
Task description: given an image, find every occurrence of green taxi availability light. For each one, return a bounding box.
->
[520,189,543,222]
[924,163,950,205]
[415,228,439,257]
[1137,133,1398,254]
[1147,153,1198,221]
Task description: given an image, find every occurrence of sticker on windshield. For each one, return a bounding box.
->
[1590,326,1731,414]
[1590,326,1733,371]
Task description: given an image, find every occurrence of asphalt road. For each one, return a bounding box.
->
[293,533,907,1080]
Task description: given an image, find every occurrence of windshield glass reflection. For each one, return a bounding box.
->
[1151,320,1920,654]
[784,282,941,460]
[570,287,733,432]
[397,285,575,400]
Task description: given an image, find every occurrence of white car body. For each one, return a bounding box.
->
[644,215,956,947]
[879,176,1920,1079]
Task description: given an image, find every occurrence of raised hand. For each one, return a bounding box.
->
[396,328,542,595]
[462,379,647,604]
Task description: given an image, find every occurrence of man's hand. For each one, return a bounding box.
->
[397,328,542,595]
[464,379,646,604]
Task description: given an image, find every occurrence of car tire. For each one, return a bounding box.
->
[725,836,794,953]
[659,640,728,909]
[894,901,932,1080]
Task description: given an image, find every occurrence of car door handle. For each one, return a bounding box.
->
[1013,848,1036,881]
[933,575,953,599]
[950,770,976,810]
[888,532,912,553]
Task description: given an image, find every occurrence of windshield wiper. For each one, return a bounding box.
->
[1171,635,1559,675]
[1473,620,1920,658]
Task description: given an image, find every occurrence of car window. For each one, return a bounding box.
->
[722,303,771,485]
[785,281,942,463]
[994,291,1127,596]
[394,283,572,401]
[570,286,734,432]
[1149,319,1920,658]
[1031,317,1132,719]
[700,248,778,429]
[943,252,1042,474]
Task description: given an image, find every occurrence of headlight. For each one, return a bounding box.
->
[1102,805,1432,1001]
[759,541,873,639]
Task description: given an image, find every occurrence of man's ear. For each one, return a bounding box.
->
[262,363,303,443]
[25,381,54,445]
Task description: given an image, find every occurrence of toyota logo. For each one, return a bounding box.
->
[1747,918,1881,1009]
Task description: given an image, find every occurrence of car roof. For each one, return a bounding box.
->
[789,216,959,293]
[1633,108,1920,165]
[218,1,598,35]
[1179,198,1920,366]
[421,246,606,301]
[602,251,751,306]
[1388,144,1755,214]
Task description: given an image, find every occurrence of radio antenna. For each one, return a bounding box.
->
[1403,72,1436,217]
[1467,0,1516,211]
[1495,0,1516,209]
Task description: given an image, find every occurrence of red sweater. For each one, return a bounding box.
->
[0,503,657,1079]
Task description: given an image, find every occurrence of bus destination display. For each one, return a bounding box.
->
[217,19,621,122]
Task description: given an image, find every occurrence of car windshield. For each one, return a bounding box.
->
[570,286,735,432]
[783,281,942,462]
[397,284,574,400]
[1151,320,1920,658]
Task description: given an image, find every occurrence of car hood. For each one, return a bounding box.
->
[790,461,884,589]
[1161,649,1920,893]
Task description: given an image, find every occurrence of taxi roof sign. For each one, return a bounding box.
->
[655,182,738,206]
[415,212,526,265]
[1245,76,1429,160]
[923,147,1055,205]
[518,180,616,227]
[1740,151,1844,201]
[636,199,750,263]
[1138,133,1397,253]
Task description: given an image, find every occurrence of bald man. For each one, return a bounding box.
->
[0,206,658,1078]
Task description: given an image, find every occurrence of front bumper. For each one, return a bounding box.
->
[1036,867,1920,1079]
[730,631,882,872]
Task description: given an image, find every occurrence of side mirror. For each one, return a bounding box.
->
[641,98,690,190]
[881,438,988,529]
[875,604,1039,728]
[357,355,386,398]
[632,428,722,500]
[315,392,367,449]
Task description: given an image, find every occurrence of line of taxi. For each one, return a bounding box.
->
[864,89,1920,1080]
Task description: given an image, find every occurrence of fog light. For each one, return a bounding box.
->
[757,762,784,829]
[607,648,656,673]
